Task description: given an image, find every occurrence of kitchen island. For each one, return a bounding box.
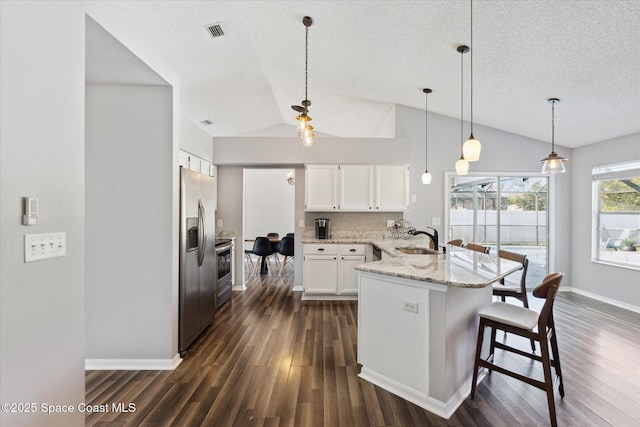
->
[355,245,522,418]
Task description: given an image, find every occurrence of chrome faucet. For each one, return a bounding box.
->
[408,227,440,252]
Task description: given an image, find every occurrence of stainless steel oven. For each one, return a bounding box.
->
[215,239,233,309]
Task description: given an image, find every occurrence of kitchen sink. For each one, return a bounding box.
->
[395,247,439,255]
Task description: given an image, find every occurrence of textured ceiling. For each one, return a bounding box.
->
[87,0,640,148]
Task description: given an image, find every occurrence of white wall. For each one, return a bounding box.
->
[212,136,411,165]
[0,2,86,426]
[243,169,295,240]
[180,116,213,161]
[571,133,640,309]
[85,85,175,361]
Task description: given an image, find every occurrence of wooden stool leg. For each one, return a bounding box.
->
[539,330,558,427]
[549,322,564,397]
[470,319,486,399]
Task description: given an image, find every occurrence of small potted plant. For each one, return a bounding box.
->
[620,238,637,252]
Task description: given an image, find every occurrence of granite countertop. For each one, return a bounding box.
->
[302,235,522,288]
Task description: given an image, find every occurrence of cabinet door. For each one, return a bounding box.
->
[339,255,366,294]
[339,165,374,211]
[305,165,339,211]
[375,165,410,211]
[303,255,338,294]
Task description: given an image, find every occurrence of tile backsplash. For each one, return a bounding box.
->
[304,212,403,237]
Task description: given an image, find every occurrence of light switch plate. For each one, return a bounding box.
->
[25,232,66,262]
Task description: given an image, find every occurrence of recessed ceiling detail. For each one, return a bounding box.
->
[205,23,224,38]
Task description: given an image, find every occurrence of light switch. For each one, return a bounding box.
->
[411,194,417,203]
[25,232,66,262]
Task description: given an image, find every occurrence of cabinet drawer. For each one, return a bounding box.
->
[304,244,338,255]
[339,244,366,256]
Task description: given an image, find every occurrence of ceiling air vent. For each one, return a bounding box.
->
[200,119,213,126]
[206,23,224,38]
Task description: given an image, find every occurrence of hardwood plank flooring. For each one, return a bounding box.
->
[86,272,640,426]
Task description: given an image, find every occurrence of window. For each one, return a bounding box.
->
[592,161,640,270]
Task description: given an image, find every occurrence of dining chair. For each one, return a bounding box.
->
[267,232,281,266]
[252,237,274,275]
[471,272,565,427]
[466,243,490,254]
[277,236,295,275]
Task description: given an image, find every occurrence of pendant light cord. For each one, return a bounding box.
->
[425,91,428,166]
[460,49,464,154]
[304,24,309,114]
[470,0,474,135]
[551,100,555,152]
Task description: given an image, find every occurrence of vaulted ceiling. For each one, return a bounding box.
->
[87,0,640,148]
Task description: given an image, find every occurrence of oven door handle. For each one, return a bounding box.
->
[215,243,233,253]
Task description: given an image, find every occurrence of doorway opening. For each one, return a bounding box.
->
[242,168,296,285]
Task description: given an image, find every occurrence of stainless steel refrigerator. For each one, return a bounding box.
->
[179,167,217,355]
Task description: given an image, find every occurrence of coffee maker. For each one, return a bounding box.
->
[315,218,331,239]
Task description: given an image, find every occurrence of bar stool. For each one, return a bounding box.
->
[466,243,490,254]
[494,250,529,307]
[471,272,565,427]
[447,239,463,247]
[494,249,533,350]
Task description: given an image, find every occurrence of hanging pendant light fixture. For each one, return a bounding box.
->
[455,45,470,176]
[422,88,433,185]
[540,98,568,174]
[462,0,481,162]
[291,16,314,147]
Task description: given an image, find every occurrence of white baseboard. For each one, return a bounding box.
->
[560,287,640,314]
[232,284,246,291]
[301,294,358,301]
[358,367,483,419]
[292,285,304,292]
[85,353,182,371]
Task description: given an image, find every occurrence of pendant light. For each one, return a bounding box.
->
[540,98,568,174]
[462,0,481,162]
[291,16,315,147]
[455,45,470,176]
[422,88,433,185]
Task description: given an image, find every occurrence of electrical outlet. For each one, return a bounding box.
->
[386,220,395,227]
[217,219,223,227]
[432,217,441,226]
[402,300,418,313]
[299,220,305,228]
[25,232,66,262]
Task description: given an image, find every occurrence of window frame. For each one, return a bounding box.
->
[591,160,640,271]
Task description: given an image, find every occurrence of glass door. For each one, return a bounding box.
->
[447,174,549,286]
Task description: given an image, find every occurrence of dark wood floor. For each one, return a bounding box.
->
[86,271,640,426]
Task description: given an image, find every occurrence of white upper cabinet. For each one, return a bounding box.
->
[375,165,410,211]
[305,165,339,211]
[305,164,409,211]
[339,165,374,210]
[178,150,216,177]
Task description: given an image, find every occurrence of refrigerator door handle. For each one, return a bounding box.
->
[198,198,206,267]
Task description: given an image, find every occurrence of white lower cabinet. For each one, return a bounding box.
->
[303,243,367,297]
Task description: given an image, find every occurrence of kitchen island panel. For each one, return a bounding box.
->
[357,271,493,418]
